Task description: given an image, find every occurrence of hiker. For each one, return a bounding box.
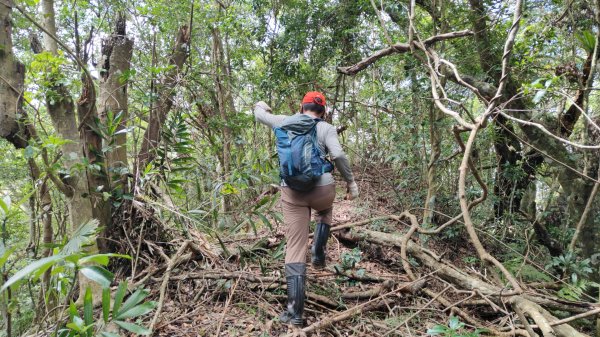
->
[253,91,359,326]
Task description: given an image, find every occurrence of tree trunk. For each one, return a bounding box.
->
[137,26,191,172]
[78,76,112,250]
[211,26,233,213]
[39,0,94,233]
[574,122,600,281]
[40,0,58,54]
[0,0,23,143]
[98,13,133,189]
[423,103,442,226]
[0,4,19,335]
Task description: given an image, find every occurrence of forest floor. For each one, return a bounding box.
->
[65,166,596,337]
[134,169,489,337]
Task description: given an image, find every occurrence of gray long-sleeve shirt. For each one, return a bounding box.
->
[253,101,354,186]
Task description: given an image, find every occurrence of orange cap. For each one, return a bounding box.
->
[302,91,326,106]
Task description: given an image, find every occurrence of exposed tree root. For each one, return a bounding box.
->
[355,227,594,337]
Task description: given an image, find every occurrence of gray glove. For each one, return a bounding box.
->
[254,101,272,112]
[345,181,359,200]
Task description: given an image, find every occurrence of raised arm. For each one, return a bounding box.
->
[253,101,286,128]
[324,126,354,182]
[324,126,359,199]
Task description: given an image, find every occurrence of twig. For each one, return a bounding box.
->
[214,277,239,336]
[149,240,191,332]
[341,281,393,300]
[569,165,600,251]
[382,285,452,336]
[514,303,539,337]
[288,273,435,336]
[326,216,396,235]
[499,112,600,149]
[455,0,524,293]
[543,307,600,327]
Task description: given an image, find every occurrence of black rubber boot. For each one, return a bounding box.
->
[311,223,330,268]
[279,263,306,326]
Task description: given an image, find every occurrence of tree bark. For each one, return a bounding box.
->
[0,0,24,143]
[0,3,22,335]
[78,77,111,250]
[40,0,58,54]
[211,25,234,213]
[38,0,94,233]
[98,13,133,188]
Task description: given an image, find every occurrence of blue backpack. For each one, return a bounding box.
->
[274,114,334,192]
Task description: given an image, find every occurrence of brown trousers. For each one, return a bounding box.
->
[281,185,336,264]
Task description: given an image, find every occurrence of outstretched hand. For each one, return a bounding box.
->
[254,101,272,112]
[345,181,359,200]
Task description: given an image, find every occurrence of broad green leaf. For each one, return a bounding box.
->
[0,195,10,215]
[448,316,462,330]
[80,266,114,288]
[577,30,596,53]
[533,89,547,103]
[426,325,447,335]
[112,281,128,316]
[117,288,149,316]
[68,316,86,332]
[0,244,16,268]
[83,287,93,330]
[253,196,271,210]
[115,301,157,320]
[66,322,83,333]
[0,254,64,293]
[113,320,151,335]
[60,219,100,256]
[255,212,272,230]
[69,300,78,320]
[24,145,37,159]
[102,287,111,323]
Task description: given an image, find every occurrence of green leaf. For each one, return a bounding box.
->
[448,316,463,330]
[60,219,100,255]
[112,281,128,316]
[253,196,270,210]
[0,254,64,293]
[68,316,86,332]
[69,300,78,320]
[577,30,596,53]
[113,320,151,335]
[102,287,111,323]
[115,301,157,319]
[80,266,114,288]
[533,89,547,103]
[117,288,149,317]
[83,287,93,330]
[255,212,272,230]
[0,195,10,215]
[0,244,16,268]
[426,325,447,335]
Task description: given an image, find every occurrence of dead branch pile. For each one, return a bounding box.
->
[121,210,599,337]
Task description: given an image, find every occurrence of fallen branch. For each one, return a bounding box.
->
[326,216,396,234]
[288,275,432,336]
[342,279,425,300]
[149,240,191,332]
[355,228,591,337]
